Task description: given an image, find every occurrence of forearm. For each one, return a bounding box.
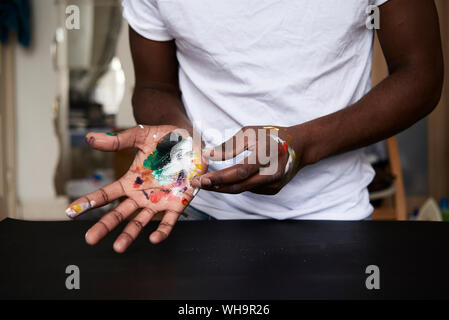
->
[132,86,193,134]
[294,63,443,168]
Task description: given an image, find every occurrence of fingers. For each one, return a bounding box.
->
[85,125,150,152]
[65,180,126,218]
[113,207,156,253]
[191,162,260,189]
[85,198,140,245]
[149,210,179,244]
[204,129,253,161]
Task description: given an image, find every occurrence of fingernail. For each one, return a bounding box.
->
[85,135,95,145]
[191,179,199,188]
[114,239,126,252]
[65,200,95,218]
[201,177,212,187]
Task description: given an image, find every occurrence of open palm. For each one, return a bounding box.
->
[66,125,207,253]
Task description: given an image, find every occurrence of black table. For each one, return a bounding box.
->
[0,218,448,299]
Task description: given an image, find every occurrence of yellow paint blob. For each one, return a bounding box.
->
[71,204,82,213]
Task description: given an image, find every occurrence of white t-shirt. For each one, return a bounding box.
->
[122,0,389,220]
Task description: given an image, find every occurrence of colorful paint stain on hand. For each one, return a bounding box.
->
[106,132,118,136]
[149,189,174,203]
[133,176,144,188]
[142,133,202,186]
[65,200,96,218]
[135,132,204,205]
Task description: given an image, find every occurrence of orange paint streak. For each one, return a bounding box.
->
[149,191,165,203]
[182,198,189,206]
[283,142,288,153]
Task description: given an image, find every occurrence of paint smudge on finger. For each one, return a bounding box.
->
[106,132,118,136]
[66,200,96,218]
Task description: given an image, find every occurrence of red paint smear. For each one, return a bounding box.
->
[283,142,288,153]
[182,198,189,206]
[149,191,165,203]
[149,190,179,203]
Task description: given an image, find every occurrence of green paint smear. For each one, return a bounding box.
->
[142,132,180,183]
[143,150,170,171]
[106,132,118,136]
[152,168,163,180]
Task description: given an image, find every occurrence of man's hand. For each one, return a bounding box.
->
[66,125,207,253]
[191,126,301,195]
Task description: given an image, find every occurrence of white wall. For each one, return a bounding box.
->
[116,21,136,128]
[14,0,66,219]
[13,0,135,220]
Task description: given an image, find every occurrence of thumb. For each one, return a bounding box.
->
[85,125,149,152]
[203,129,249,161]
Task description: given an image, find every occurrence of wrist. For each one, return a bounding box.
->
[284,123,320,169]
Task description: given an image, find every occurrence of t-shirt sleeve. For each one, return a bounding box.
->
[372,0,389,6]
[122,0,173,41]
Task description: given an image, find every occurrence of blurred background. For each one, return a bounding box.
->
[0,0,448,221]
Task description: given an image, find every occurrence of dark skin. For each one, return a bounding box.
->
[74,0,444,251]
[129,30,192,133]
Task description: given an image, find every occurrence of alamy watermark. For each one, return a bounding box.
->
[366,5,380,30]
[65,264,80,290]
[365,265,380,290]
[65,5,80,30]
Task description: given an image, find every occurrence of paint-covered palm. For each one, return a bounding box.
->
[66,125,207,253]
